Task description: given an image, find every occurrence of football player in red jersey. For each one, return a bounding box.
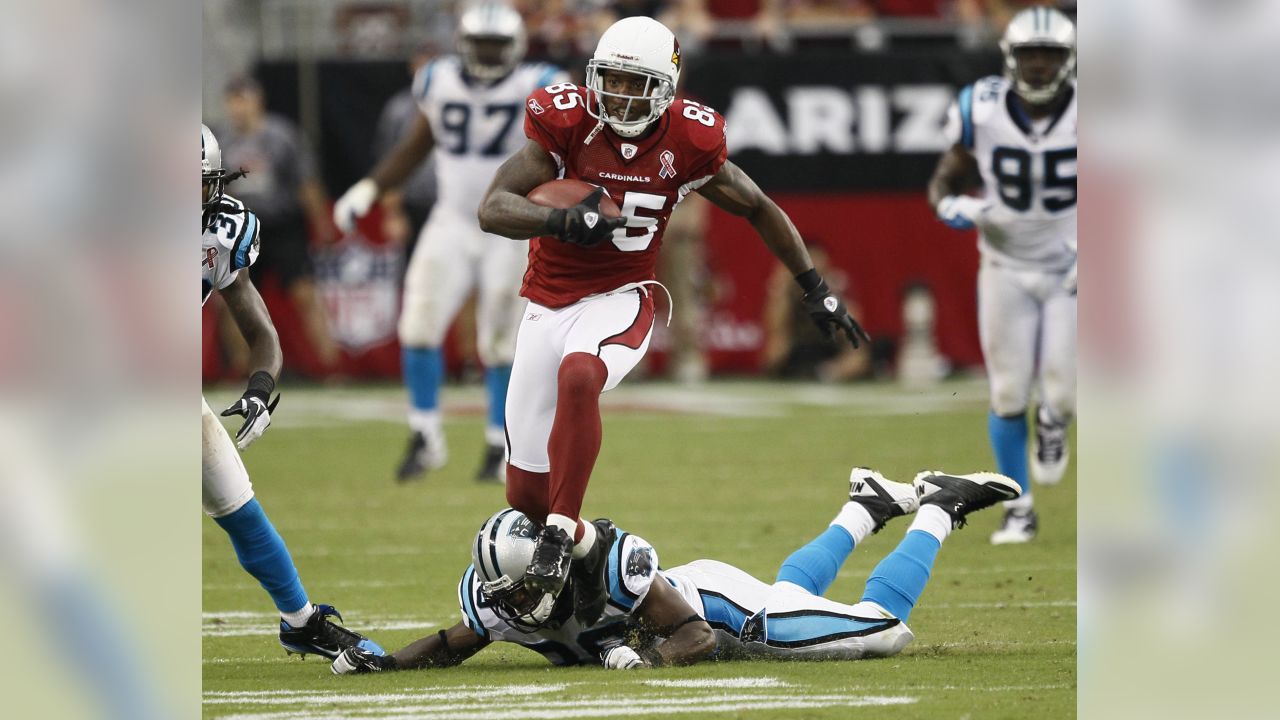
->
[477,16,869,608]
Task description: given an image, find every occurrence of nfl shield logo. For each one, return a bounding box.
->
[620,143,637,159]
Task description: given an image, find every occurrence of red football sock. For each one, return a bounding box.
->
[547,352,608,526]
[505,464,550,525]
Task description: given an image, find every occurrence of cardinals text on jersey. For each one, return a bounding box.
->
[414,57,567,219]
[945,76,1077,270]
[456,531,660,666]
[520,83,729,307]
[202,195,260,305]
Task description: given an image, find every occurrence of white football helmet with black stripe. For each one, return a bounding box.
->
[473,509,559,630]
[201,123,226,212]
[457,2,527,82]
[1000,6,1076,105]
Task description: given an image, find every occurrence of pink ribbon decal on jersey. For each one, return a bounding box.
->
[659,150,676,179]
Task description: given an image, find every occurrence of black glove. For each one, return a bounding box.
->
[544,187,627,247]
[220,371,281,450]
[798,273,871,349]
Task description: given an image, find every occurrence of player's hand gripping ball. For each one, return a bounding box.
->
[530,179,625,247]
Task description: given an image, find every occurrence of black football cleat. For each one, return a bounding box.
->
[525,525,574,595]
[395,431,446,483]
[570,519,617,625]
[279,605,384,660]
[474,444,506,484]
[913,471,1022,529]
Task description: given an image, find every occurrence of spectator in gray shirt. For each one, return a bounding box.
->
[219,76,340,375]
[372,46,439,262]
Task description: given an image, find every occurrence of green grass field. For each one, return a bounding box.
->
[203,379,1075,719]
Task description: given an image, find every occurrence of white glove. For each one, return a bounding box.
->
[601,645,647,670]
[936,195,991,231]
[220,394,277,450]
[1062,261,1077,295]
[333,178,379,233]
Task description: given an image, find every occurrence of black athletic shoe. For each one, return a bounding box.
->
[279,605,384,660]
[395,431,446,483]
[332,646,398,675]
[475,444,505,484]
[525,525,574,595]
[847,467,919,534]
[913,471,1022,529]
[570,519,617,625]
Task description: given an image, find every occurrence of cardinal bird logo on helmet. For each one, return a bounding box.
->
[671,38,681,70]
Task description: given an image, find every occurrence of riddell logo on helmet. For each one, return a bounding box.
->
[612,53,640,61]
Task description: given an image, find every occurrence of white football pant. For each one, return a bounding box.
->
[505,288,656,473]
[202,396,254,518]
[398,206,528,366]
[978,260,1077,420]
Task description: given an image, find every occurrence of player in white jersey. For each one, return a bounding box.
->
[332,467,1020,673]
[203,124,381,659]
[928,7,1077,545]
[334,3,570,484]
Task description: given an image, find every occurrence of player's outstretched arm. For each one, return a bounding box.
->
[219,272,283,449]
[334,114,436,232]
[476,140,561,239]
[392,622,489,670]
[697,161,871,348]
[623,575,715,668]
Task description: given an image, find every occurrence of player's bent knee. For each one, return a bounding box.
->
[558,353,608,399]
[989,385,1030,417]
[505,466,550,524]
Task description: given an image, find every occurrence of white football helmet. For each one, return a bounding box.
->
[999,6,1076,105]
[201,123,225,211]
[457,2,526,82]
[472,509,560,630]
[586,16,681,138]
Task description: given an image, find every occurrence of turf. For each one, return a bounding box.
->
[203,379,1075,719]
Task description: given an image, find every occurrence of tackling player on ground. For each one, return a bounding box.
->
[203,125,381,659]
[475,16,869,604]
[928,7,1077,544]
[332,467,1020,672]
[334,3,569,483]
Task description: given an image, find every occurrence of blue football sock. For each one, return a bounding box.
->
[214,499,309,614]
[403,346,443,412]
[989,409,1030,496]
[485,365,513,435]
[775,526,855,595]
[860,530,941,624]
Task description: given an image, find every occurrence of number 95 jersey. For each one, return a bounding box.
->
[521,84,729,308]
[945,76,1077,270]
[201,194,261,305]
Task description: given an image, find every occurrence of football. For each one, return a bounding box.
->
[527,179,621,217]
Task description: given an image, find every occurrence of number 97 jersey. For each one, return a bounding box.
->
[945,76,1077,270]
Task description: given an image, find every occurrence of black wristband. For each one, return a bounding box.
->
[543,208,566,236]
[245,371,275,402]
[795,268,824,295]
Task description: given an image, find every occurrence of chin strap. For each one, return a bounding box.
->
[584,119,605,146]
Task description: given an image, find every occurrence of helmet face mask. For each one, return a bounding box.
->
[457,3,526,82]
[999,7,1076,106]
[472,509,561,631]
[586,17,681,138]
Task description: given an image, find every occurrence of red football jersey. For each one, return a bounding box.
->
[521,83,728,308]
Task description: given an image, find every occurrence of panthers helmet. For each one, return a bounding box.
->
[999,6,1076,105]
[201,123,226,211]
[457,2,526,82]
[586,17,681,138]
[473,509,560,630]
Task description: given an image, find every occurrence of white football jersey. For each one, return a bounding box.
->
[415,57,569,218]
[456,532,659,666]
[202,194,261,305]
[944,76,1077,270]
